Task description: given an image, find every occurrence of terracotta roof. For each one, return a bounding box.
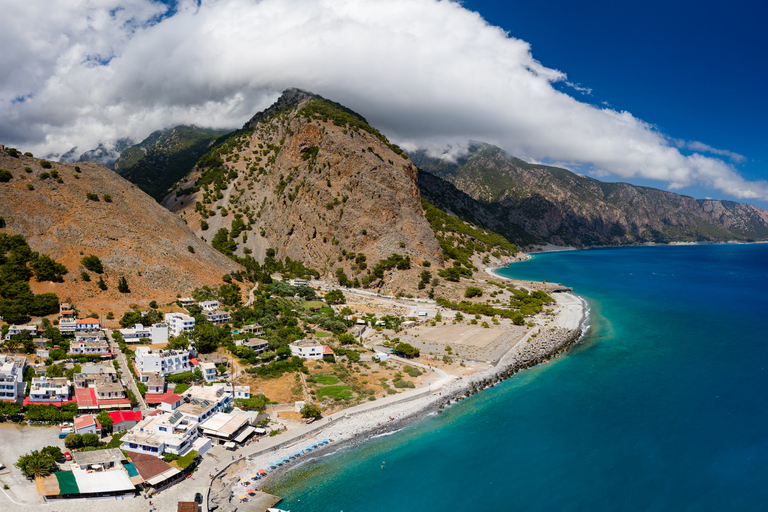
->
[126,451,172,480]
[145,391,182,404]
[75,318,98,324]
[74,415,95,429]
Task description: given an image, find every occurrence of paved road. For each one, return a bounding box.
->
[107,329,147,411]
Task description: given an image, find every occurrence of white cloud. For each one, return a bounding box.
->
[2,0,767,201]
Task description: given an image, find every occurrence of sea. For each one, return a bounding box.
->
[267,243,768,511]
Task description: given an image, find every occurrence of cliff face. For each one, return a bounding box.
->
[415,143,768,247]
[164,90,443,292]
[0,148,239,308]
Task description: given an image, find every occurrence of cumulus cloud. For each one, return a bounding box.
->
[2,0,767,201]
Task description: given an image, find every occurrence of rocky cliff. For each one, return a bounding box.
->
[415,142,768,247]
[0,147,239,310]
[164,89,443,293]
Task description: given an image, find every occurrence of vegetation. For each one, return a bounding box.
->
[300,403,322,419]
[0,169,12,182]
[393,342,420,358]
[0,234,62,323]
[117,276,130,293]
[80,255,104,273]
[15,451,56,478]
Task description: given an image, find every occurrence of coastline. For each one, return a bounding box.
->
[208,260,588,511]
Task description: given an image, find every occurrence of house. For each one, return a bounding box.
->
[350,324,366,337]
[141,372,165,394]
[179,297,195,308]
[121,411,201,456]
[119,323,169,345]
[198,300,219,311]
[58,317,77,336]
[203,310,230,325]
[289,278,309,287]
[323,345,335,360]
[158,394,184,412]
[164,313,195,337]
[69,338,111,356]
[4,324,39,340]
[36,348,50,359]
[182,383,234,414]
[240,324,264,336]
[75,318,100,332]
[60,303,76,318]
[94,381,125,401]
[290,338,324,360]
[135,347,191,376]
[73,364,119,388]
[29,377,70,403]
[401,320,416,329]
[108,410,143,432]
[73,414,101,435]
[198,412,252,445]
[234,386,250,400]
[0,355,27,402]
[200,362,218,383]
[236,338,269,354]
[75,331,107,342]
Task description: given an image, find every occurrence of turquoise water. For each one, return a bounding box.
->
[268,244,768,511]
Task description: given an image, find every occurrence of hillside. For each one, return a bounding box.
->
[114,125,230,200]
[414,142,768,247]
[163,89,446,294]
[0,146,240,312]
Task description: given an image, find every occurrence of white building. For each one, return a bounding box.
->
[135,346,191,376]
[69,338,111,356]
[182,383,233,414]
[234,386,250,400]
[289,278,309,287]
[240,324,264,336]
[199,300,219,311]
[290,338,324,360]
[0,356,27,402]
[58,317,77,336]
[29,376,70,403]
[203,310,230,325]
[4,324,39,340]
[119,323,169,345]
[164,313,195,337]
[179,297,195,308]
[200,362,219,383]
[75,318,100,332]
[121,411,200,456]
[140,372,165,394]
[236,338,269,355]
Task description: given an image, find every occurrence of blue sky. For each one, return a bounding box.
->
[463,0,768,205]
[2,0,766,207]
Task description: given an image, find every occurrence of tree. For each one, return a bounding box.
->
[96,411,113,434]
[193,324,224,354]
[324,289,345,305]
[300,403,322,419]
[40,445,63,461]
[117,276,130,293]
[80,255,103,273]
[394,342,420,359]
[29,254,68,283]
[82,433,100,447]
[216,363,227,375]
[96,276,107,290]
[15,452,55,478]
[337,333,356,344]
[46,364,64,378]
[276,346,291,359]
[64,433,83,448]
[0,169,13,182]
[464,286,483,298]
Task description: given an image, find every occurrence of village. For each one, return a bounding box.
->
[0,273,567,510]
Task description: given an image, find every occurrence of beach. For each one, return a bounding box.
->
[210,283,587,511]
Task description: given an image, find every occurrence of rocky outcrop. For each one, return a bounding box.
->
[165,90,443,293]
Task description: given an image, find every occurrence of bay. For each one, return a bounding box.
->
[268,244,768,511]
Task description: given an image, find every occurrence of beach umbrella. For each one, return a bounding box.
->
[282,457,290,463]
[239,495,247,499]
[250,474,258,479]
[322,439,329,444]
[259,469,267,474]
[240,478,249,484]
[247,489,256,494]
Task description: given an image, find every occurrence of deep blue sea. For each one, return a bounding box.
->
[267,244,768,511]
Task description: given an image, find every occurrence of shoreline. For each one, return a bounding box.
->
[209,260,589,511]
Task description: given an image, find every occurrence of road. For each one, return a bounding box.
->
[107,329,147,412]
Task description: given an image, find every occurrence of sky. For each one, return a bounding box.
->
[1,0,767,207]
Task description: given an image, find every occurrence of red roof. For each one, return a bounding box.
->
[74,415,95,429]
[162,393,183,404]
[189,357,199,366]
[98,397,132,407]
[126,451,172,480]
[75,318,98,324]
[109,410,142,424]
[75,388,98,407]
[22,398,76,407]
[323,345,335,355]
[145,392,181,405]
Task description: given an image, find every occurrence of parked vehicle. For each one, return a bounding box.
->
[64,452,72,461]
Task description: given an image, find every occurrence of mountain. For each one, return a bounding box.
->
[163,89,445,294]
[114,125,230,201]
[414,142,768,247]
[0,145,239,311]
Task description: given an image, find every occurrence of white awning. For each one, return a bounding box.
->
[223,441,236,449]
[233,426,256,444]
[145,467,181,486]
